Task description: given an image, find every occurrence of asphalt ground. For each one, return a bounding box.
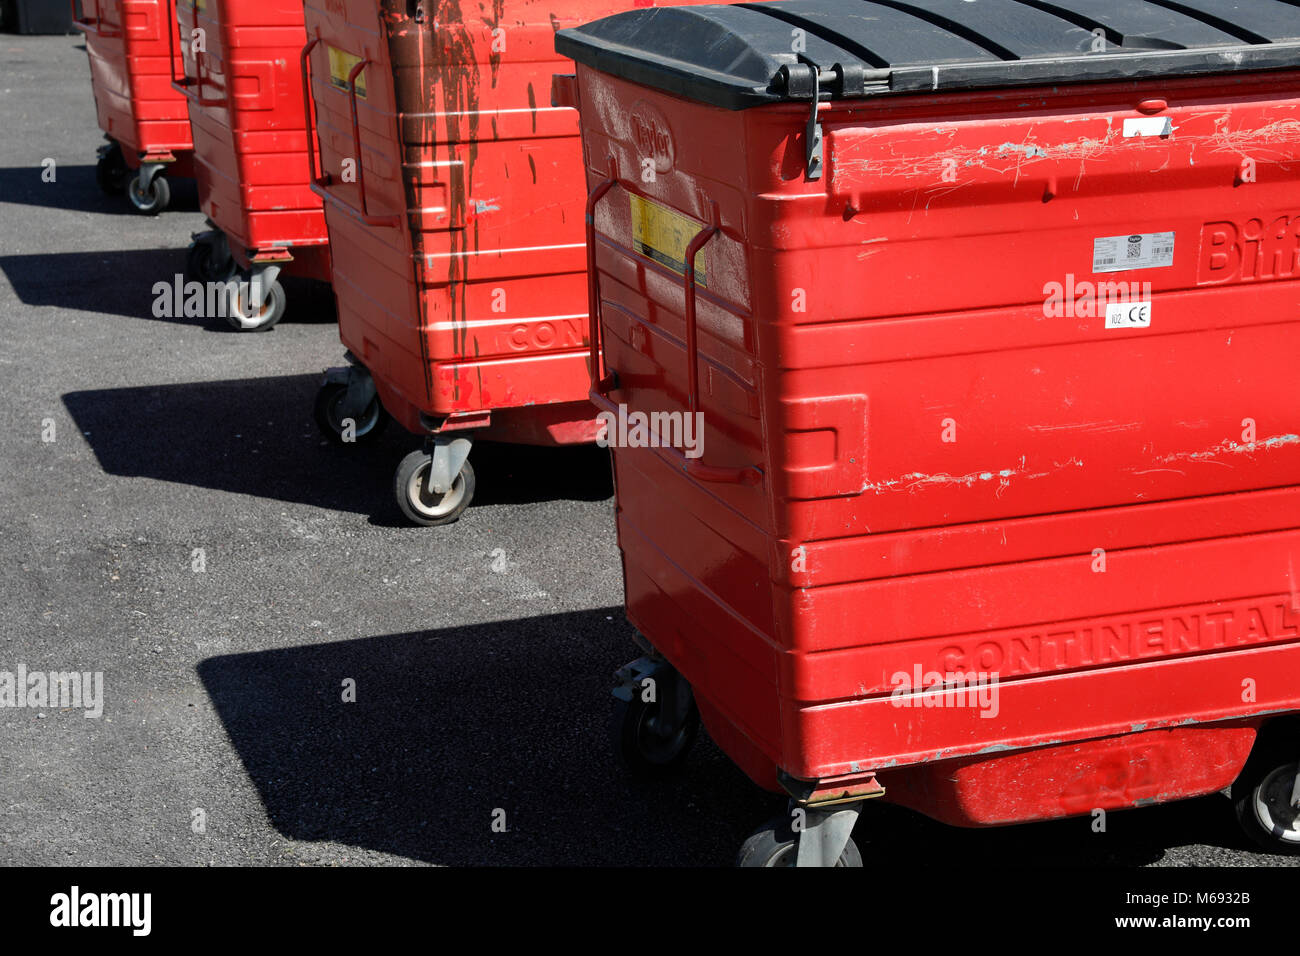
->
[0,33,1295,869]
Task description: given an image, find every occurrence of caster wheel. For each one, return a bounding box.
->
[394,449,474,526]
[95,142,129,195]
[612,687,699,777]
[224,274,286,332]
[737,815,863,868]
[185,234,236,284]
[314,381,387,446]
[1235,760,1300,855]
[127,170,171,215]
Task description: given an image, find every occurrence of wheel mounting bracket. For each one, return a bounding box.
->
[136,161,166,190]
[244,263,282,311]
[792,801,863,868]
[424,435,472,496]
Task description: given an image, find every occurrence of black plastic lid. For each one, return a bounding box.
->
[556,0,1300,109]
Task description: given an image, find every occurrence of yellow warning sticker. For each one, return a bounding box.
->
[630,194,706,287]
[189,0,205,10]
[327,46,367,99]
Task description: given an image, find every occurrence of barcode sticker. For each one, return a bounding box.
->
[1093,232,1175,273]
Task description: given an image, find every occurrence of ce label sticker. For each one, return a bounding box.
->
[1105,300,1152,329]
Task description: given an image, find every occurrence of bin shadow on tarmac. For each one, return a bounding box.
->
[0,247,336,328]
[197,608,1254,866]
[0,163,200,215]
[197,607,771,866]
[62,375,613,521]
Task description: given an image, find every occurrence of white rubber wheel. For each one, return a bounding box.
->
[224,277,286,332]
[1236,760,1300,855]
[394,450,474,526]
[737,815,863,868]
[127,171,170,214]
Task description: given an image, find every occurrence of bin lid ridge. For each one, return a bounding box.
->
[555,0,1300,109]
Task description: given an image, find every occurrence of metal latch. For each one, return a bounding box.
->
[776,60,828,180]
[806,66,824,180]
[775,60,880,181]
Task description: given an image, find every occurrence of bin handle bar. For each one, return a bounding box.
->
[71,0,120,36]
[300,39,401,229]
[584,165,761,487]
[300,37,322,184]
[679,206,761,485]
[682,207,719,422]
[585,169,619,398]
[167,0,224,106]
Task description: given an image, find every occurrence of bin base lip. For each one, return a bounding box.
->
[418,410,493,435]
[779,769,886,807]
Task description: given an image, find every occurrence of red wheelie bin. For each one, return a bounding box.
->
[560,0,1300,865]
[75,0,195,213]
[170,0,328,331]
[299,0,711,525]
